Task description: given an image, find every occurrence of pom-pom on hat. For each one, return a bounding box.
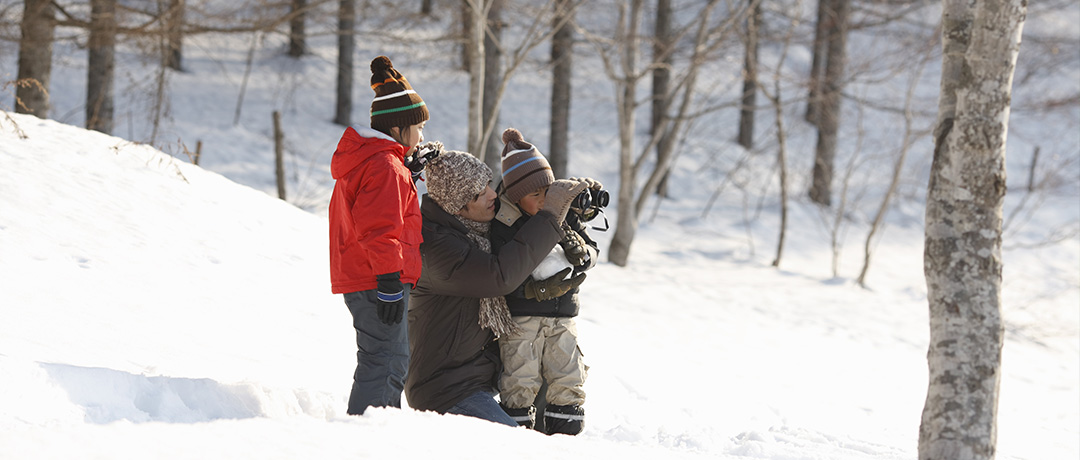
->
[369,56,429,133]
[425,150,492,215]
[500,128,554,204]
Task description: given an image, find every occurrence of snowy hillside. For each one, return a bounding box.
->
[2,0,1079,458]
[1,112,1076,459]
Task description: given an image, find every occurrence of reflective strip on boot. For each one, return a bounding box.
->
[500,404,536,428]
[544,411,585,421]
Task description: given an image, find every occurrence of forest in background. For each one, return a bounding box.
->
[2,0,1076,272]
[2,1,1076,457]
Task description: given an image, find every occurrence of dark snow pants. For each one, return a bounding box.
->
[343,287,410,415]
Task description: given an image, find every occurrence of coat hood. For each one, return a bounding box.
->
[331,127,406,179]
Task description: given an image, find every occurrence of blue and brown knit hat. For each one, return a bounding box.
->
[369,56,428,133]
[500,128,554,204]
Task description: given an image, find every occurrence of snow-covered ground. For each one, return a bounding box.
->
[1,2,1078,459]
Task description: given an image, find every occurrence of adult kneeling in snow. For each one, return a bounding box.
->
[405,149,587,425]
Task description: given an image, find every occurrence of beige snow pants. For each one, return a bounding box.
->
[498,316,588,409]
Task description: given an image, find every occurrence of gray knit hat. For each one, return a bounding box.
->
[500,128,554,204]
[425,150,492,214]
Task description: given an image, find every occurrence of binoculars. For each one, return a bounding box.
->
[572,187,610,211]
[570,187,610,230]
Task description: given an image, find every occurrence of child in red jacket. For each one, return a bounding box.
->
[329,56,438,415]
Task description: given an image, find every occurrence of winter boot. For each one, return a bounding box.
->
[543,404,584,435]
[500,404,536,429]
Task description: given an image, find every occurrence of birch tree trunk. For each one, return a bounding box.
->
[87,0,116,134]
[548,0,574,179]
[15,0,55,118]
[334,0,355,126]
[919,0,1025,458]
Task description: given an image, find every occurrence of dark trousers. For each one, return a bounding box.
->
[343,287,410,415]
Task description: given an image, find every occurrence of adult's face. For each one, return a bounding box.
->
[457,185,497,223]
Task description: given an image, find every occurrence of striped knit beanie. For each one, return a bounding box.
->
[425,150,492,215]
[369,56,429,133]
[500,128,554,204]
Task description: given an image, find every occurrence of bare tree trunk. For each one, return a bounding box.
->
[737,0,760,150]
[808,0,848,206]
[805,0,829,125]
[771,93,788,268]
[605,0,724,266]
[233,33,259,126]
[767,70,791,268]
[858,46,930,288]
[858,137,910,286]
[1026,146,1039,192]
[607,0,644,267]
[480,1,583,173]
[465,0,487,158]
[482,0,504,172]
[15,0,55,118]
[548,0,574,179]
[467,0,579,170]
[289,0,306,57]
[87,0,117,134]
[150,24,169,144]
[919,0,1025,458]
[164,0,184,71]
[273,111,287,200]
[651,0,673,197]
[334,0,356,126]
[459,2,471,71]
[828,111,860,277]
[766,2,800,269]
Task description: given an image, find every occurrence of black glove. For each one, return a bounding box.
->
[404,141,443,181]
[523,268,587,301]
[559,229,590,267]
[375,272,405,325]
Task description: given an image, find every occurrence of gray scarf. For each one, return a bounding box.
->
[456,215,523,338]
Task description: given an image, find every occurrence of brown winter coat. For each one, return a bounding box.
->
[404,197,563,413]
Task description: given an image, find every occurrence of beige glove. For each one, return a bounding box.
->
[541,179,589,225]
[569,177,603,191]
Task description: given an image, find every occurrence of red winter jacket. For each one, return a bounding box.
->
[329,127,422,294]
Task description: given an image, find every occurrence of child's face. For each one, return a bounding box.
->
[393,122,426,154]
[517,186,548,216]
